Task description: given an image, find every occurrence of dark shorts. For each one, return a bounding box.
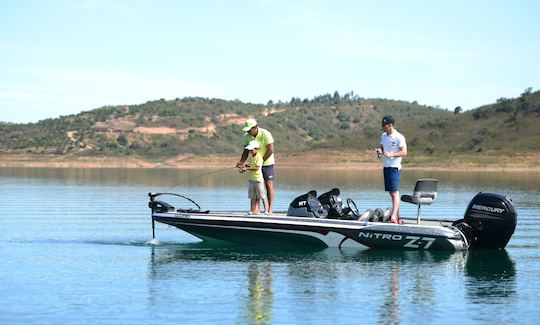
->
[262,165,275,182]
[384,167,401,192]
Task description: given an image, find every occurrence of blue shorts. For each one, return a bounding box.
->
[262,165,275,181]
[383,167,401,192]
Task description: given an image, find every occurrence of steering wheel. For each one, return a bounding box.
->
[347,198,360,218]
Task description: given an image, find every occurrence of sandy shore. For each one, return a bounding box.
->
[1,150,539,171]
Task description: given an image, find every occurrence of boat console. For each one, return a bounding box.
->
[287,188,363,220]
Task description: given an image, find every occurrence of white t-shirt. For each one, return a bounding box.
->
[380,130,407,169]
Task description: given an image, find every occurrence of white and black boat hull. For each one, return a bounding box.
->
[153,212,466,250]
[149,191,516,251]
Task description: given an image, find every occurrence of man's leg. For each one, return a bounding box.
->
[265,179,274,213]
[262,197,269,214]
[384,167,401,222]
[389,190,400,221]
[262,165,275,213]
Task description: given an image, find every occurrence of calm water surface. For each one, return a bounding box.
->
[1,167,539,324]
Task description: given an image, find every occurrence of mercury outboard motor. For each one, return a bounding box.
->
[453,192,517,249]
[287,190,328,218]
[317,188,346,219]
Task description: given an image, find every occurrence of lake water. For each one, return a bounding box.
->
[1,167,539,324]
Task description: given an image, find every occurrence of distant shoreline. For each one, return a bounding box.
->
[1,151,539,172]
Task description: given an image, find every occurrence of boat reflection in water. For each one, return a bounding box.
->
[244,263,273,325]
[146,243,516,324]
[464,249,516,301]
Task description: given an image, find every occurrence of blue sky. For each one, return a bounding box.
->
[1,0,539,123]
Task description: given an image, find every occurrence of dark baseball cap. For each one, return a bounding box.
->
[382,115,395,126]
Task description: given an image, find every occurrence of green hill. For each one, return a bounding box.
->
[321,88,540,156]
[1,89,539,161]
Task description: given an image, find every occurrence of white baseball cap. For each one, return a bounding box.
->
[245,140,260,150]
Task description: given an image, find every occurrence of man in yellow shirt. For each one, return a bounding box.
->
[236,119,275,213]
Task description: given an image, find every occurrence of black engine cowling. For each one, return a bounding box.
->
[453,192,517,249]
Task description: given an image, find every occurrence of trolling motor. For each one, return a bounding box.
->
[148,192,208,239]
[148,193,176,213]
[148,192,206,213]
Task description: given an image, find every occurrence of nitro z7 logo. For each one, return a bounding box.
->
[359,232,436,249]
[471,204,505,214]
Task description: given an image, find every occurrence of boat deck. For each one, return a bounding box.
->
[170,210,455,228]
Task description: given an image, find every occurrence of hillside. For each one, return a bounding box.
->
[1,89,539,165]
[317,88,540,155]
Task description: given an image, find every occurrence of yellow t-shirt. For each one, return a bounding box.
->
[242,127,275,166]
[247,152,264,182]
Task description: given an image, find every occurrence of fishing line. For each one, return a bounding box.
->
[161,166,238,193]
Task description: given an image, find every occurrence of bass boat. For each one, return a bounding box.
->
[148,179,517,251]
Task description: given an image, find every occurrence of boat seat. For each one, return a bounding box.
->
[374,208,391,222]
[401,178,438,224]
[358,209,373,223]
[358,208,391,223]
[307,193,328,218]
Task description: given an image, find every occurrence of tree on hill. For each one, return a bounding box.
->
[333,91,341,103]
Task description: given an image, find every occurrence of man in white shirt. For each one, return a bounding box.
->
[375,115,407,224]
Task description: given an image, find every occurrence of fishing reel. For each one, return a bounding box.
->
[375,148,383,159]
[238,164,251,173]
